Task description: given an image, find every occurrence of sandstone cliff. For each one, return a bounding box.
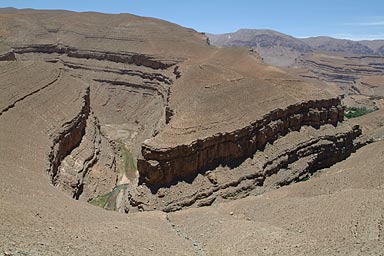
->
[138,98,344,186]
[130,123,363,212]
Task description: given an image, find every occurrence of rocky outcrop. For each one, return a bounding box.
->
[47,84,117,201]
[163,124,363,212]
[138,98,344,186]
[0,43,16,61]
[93,79,170,101]
[13,44,179,70]
[12,41,178,157]
[0,51,16,61]
[53,112,118,201]
[62,60,173,85]
[48,87,90,183]
[128,123,363,212]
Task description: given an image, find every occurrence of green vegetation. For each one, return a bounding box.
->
[344,107,375,119]
[89,184,129,210]
[89,191,114,208]
[89,142,136,211]
[119,142,137,177]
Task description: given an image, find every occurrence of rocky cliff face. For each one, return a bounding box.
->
[138,98,344,186]
[0,9,192,202]
[129,122,363,213]
[53,112,118,201]
[48,87,91,183]
[0,43,16,61]
[0,51,16,61]
[13,44,178,70]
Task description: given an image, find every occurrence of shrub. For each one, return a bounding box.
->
[344,107,374,119]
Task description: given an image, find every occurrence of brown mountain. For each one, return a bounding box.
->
[208,29,384,111]
[208,29,312,66]
[208,29,384,67]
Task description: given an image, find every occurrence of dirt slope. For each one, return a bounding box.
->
[170,140,384,255]
[208,30,384,111]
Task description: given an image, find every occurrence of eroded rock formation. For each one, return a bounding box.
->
[138,98,344,186]
[127,123,363,212]
[48,86,90,182]
[2,9,384,255]
[0,8,379,216]
[297,54,384,85]
[53,112,118,201]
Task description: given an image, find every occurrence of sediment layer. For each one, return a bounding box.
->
[54,113,118,201]
[138,98,344,186]
[129,123,362,213]
[298,55,384,84]
[13,44,178,70]
[48,87,90,183]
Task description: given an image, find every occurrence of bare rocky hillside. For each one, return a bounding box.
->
[208,29,384,66]
[1,9,383,255]
[208,30,384,113]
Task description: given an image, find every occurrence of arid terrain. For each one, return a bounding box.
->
[1,9,384,255]
[209,29,384,115]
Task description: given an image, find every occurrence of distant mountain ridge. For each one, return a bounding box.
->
[207,29,384,66]
[301,36,375,55]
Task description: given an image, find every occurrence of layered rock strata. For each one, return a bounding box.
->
[0,51,15,61]
[0,43,16,61]
[138,98,344,186]
[54,113,117,201]
[48,86,90,183]
[13,44,178,70]
[297,54,383,84]
[0,61,61,115]
[129,122,362,212]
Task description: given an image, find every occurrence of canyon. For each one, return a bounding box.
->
[0,9,384,255]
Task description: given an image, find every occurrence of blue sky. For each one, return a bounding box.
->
[1,0,383,40]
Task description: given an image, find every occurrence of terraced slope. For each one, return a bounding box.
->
[294,53,384,110]
[1,9,384,255]
[0,9,209,203]
[0,62,195,255]
[208,30,384,111]
[0,8,351,200]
